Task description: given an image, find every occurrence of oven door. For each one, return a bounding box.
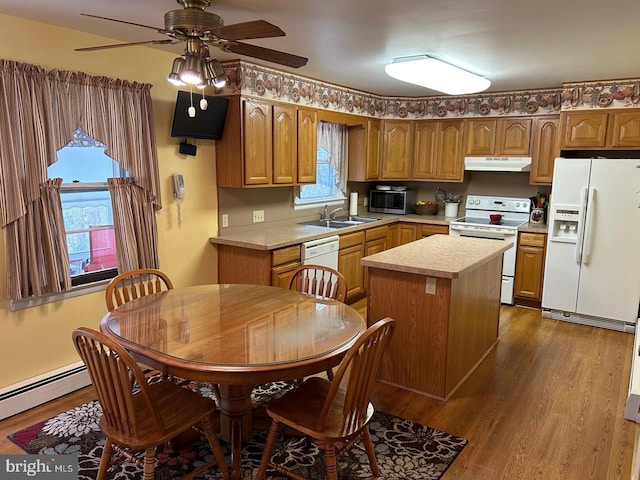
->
[449,224,518,303]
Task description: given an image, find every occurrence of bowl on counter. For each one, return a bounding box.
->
[416,203,438,215]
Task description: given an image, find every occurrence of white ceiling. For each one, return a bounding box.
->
[2,0,640,97]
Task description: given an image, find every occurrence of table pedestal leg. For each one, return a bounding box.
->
[217,384,254,480]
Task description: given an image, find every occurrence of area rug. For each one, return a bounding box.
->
[8,381,466,479]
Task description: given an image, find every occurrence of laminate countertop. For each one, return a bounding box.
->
[208,214,546,251]
[208,214,451,250]
[361,234,512,279]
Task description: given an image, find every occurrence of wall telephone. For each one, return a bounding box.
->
[172,174,185,199]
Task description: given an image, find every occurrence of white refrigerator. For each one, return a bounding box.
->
[542,157,640,332]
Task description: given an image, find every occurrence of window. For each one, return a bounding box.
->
[295,121,348,208]
[47,129,129,285]
[297,147,343,204]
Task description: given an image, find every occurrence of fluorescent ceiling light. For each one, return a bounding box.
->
[385,55,491,95]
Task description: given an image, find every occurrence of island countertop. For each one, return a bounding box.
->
[361,234,512,279]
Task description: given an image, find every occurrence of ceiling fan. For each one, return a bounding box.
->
[75,0,308,69]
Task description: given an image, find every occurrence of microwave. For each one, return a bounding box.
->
[369,189,416,214]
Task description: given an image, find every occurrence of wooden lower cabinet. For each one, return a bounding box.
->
[218,244,301,287]
[419,224,449,238]
[367,255,502,399]
[364,226,390,293]
[394,223,417,246]
[338,231,365,302]
[271,245,303,288]
[217,221,447,298]
[513,232,547,308]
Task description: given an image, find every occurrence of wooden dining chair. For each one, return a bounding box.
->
[288,265,347,303]
[256,317,395,480]
[104,268,175,380]
[288,265,348,382]
[72,327,230,480]
[105,268,174,311]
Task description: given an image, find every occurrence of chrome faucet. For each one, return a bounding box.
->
[321,204,329,220]
[328,207,346,220]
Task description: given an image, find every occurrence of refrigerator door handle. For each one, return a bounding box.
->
[574,186,589,264]
[582,187,596,266]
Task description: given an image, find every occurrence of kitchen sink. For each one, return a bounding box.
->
[334,216,380,223]
[301,216,380,229]
[302,220,357,228]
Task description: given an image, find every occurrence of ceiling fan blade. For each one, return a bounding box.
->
[80,13,175,36]
[222,42,308,68]
[75,39,178,52]
[209,20,285,41]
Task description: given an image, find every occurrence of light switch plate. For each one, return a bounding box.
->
[221,214,229,227]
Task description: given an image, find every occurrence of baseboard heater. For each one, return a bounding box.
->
[625,320,640,423]
[0,362,90,421]
[542,308,636,334]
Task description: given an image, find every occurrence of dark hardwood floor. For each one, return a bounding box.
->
[1,304,637,479]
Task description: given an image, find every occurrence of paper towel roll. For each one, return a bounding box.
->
[349,192,358,216]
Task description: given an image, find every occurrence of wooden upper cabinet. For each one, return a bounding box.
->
[414,119,464,181]
[500,118,532,155]
[216,96,318,187]
[412,121,438,179]
[464,117,532,156]
[610,111,640,147]
[348,118,382,182]
[436,120,465,181]
[382,121,413,179]
[530,115,561,185]
[272,104,297,184]
[243,99,273,185]
[561,111,609,148]
[365,119,382,180]
[561,110,640,149]
[465,119,496,155]
[297,107,317,184]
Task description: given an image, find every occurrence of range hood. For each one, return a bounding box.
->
[464,156,532,172]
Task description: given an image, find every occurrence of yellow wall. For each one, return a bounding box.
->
[0,14,219,388]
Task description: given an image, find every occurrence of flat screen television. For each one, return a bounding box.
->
[170,90,229,140]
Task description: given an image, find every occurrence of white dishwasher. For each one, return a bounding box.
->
[302,235,340,270]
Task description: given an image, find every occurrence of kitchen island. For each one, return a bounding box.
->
[362,234,511,400]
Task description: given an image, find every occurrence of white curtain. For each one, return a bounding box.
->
[317,121,348,196]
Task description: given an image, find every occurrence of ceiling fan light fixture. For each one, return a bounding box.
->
[181,54,204,85]
[384,55,491,95]
[210,59,228,88]
[168,57,186,86]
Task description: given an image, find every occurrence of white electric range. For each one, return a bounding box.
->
[449,195,531,304]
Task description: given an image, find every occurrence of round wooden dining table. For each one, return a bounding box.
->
[100,283,366,480]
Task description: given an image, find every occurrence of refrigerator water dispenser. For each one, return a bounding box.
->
[549,205,580,243]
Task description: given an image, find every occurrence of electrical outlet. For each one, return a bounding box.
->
[425,277,437,295]
[253,210,265,223]
[221,214,229,228]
